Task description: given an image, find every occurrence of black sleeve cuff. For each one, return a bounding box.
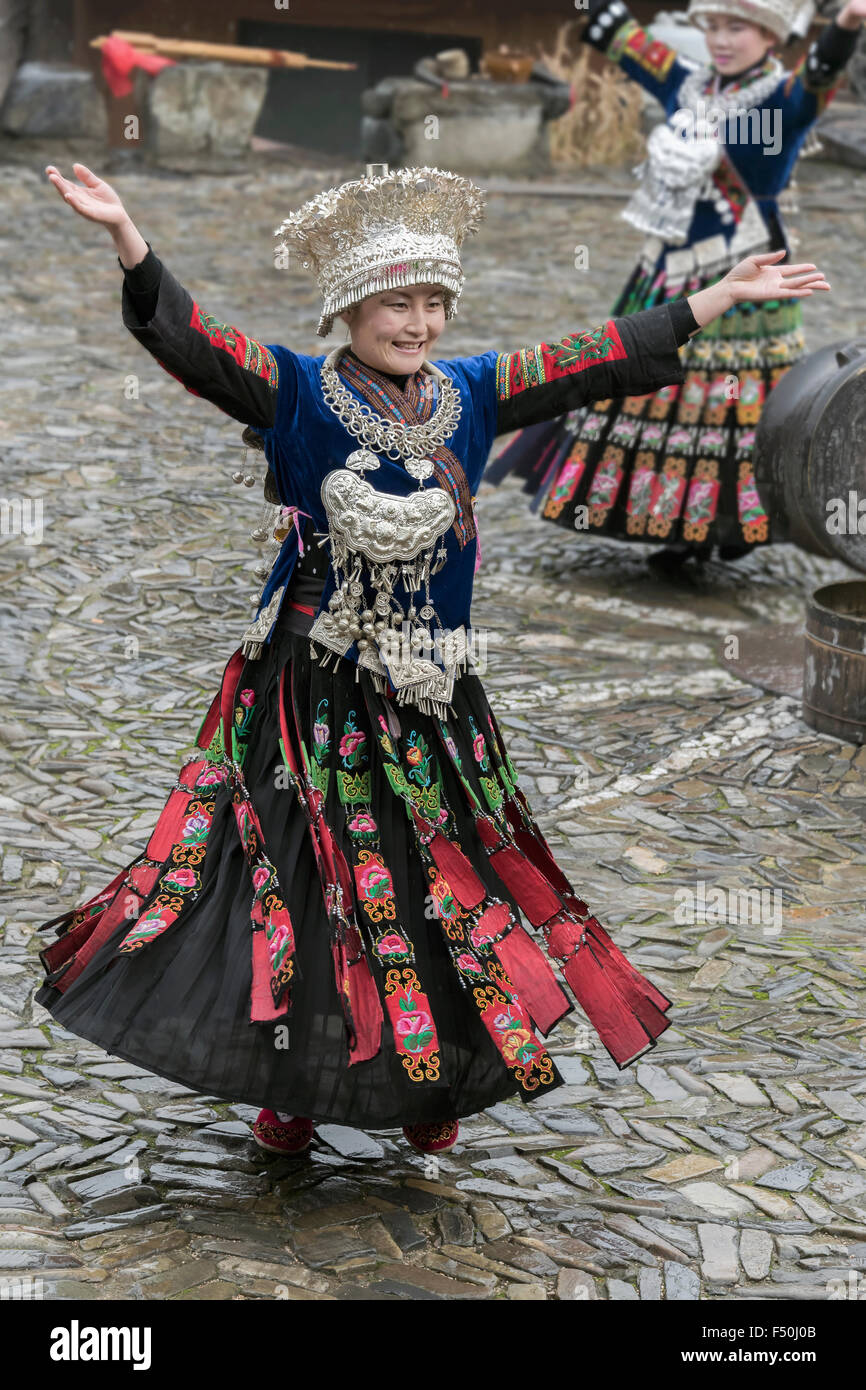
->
[583,0,633,50]
[667,296,700,346]
[118,242,161,288]
[614,301,687,392]
[806,20,859,84]
[119,244,163,325]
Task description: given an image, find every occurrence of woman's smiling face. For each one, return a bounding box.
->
[699,13,777,75]
[341,284,447,374]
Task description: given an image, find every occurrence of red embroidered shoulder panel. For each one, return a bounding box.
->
[190,303,279,389]
[609,19,677,80]
[496,319,627,400]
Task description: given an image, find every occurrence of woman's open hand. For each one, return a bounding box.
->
[686,249,830,330]
[836,0,866,30]
[45,162,149,267]
[723,249,830,303]
[45,162,130,228]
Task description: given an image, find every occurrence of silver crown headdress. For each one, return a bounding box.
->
[274,165,486,338]
[687,0,815,41]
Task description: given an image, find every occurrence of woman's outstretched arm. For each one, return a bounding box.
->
[45,162,279,431]
[580,0,693,111]
[494,250,829,434]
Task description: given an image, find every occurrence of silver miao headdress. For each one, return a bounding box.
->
[274,164,486,337]
[687,0,814,41]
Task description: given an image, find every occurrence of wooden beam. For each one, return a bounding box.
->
[89,30,357,70]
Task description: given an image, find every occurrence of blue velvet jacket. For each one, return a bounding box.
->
[121,251,699,653]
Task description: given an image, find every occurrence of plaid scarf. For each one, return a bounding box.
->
[338,351,476,548]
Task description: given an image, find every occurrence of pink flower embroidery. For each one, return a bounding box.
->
[395,1009,431,1036]
[252,865,270,890]
[267,924,289,964]
[358,863,393,900]
[163,867,196,889]
[196,767,223,786]
[472,735,485,764]
[376,932,409,955]
[349,812,377,834]
[239,689,255,708]
[457,952,483,974]
[339,730,367,758]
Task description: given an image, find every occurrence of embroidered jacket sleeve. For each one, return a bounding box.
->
[775,20,860,130]
[120,245,280,429]
[582,0,694,112]
[495,299,695,434]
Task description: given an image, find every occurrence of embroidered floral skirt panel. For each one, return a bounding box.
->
[36,604,671,1127]
[495,261,805,551]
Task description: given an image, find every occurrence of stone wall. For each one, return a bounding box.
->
[144,62,268,159]
[1,63,106,140]
[362,76,569,175]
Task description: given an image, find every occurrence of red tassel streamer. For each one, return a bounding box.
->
[412,812,486,908]
[195,687,223,750]
[583,918,672,1030]
[40,913,101,976]
[51,875,155,993]
[511,824,589,917]
[145,760,208,863]
[219,649,247,754]
[346,957,384,1064]
[544,912,672,1066]
[560,945,659,1068]
[250,930,288,1022]
[493,921,571,1035]
[475,825,562,926]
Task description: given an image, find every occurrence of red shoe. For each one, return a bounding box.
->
[403,1119,459,1153]
[252,1110,314,1155]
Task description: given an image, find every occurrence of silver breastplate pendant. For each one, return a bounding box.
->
[309,469,469,715]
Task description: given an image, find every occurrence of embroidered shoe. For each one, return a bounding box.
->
[403,1119,459,1153]
[252,1110,314,1155]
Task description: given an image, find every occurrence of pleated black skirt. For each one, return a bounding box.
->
[36,600,538,1126]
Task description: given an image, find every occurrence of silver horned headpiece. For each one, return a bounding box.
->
[274,165,486,338]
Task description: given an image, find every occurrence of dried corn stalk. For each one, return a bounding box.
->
[541,23,646,168]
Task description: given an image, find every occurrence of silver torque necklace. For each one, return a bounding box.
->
[677,57,784,116]
[320,345,462,483]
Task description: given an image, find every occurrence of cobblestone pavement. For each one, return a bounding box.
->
[2,150,866,1302]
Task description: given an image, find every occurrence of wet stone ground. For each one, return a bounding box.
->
[1,150,866,1301]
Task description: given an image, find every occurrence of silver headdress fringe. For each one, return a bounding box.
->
[274,166,486,337]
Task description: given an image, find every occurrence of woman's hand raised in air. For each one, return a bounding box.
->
[45,162,130,226]
[45,162,148,267]
[687,249,830,331]
[724,249,830,303]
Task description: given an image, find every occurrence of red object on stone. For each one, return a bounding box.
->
[99,36,176,98]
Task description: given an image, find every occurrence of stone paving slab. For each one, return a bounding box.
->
[1,156,865,1300]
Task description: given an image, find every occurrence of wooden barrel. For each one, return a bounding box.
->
[754,338,866,572]
[803,579,866,742]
